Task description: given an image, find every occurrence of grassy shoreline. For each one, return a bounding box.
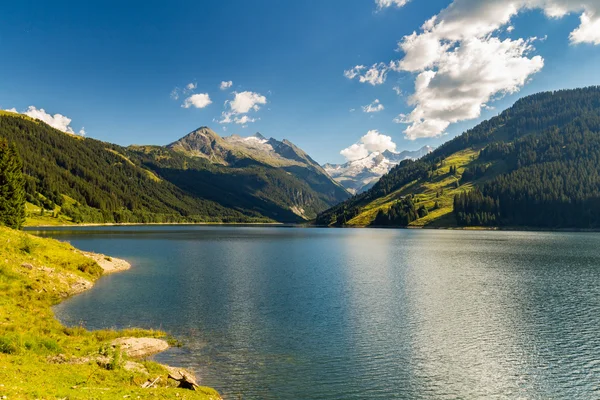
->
[0,225,221,399]
[25,221,286,228]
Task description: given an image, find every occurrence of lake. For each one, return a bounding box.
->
[31,226,600,399]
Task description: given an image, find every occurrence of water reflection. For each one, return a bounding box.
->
[37,226,600,399]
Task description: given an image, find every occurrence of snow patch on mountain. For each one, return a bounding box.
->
[323,146,433,194]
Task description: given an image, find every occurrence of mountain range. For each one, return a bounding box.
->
[0,112,348,224]
[323,146,433,194]
[5,86,600,229]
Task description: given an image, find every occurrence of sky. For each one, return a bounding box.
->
[1,0,600,165]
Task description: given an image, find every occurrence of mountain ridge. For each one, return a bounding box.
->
[323,145,433,194]
[0,116,349,225]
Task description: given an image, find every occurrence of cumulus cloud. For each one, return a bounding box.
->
[217,90,267,125]
[182,93,212,109]
[185,82,197,91]
[393,86,403,95]
[403,36,544,139]
[362,99,385,113]
[220,80,233,90]
[353,0,600,140]
[376,0,410,9]
[6,106,86,135]
[570,12,600,44]
[340,130,397,161]
[227,91,267,114]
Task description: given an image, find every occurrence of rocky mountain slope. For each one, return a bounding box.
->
[162,127,349,220]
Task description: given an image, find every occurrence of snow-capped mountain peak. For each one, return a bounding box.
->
[323,145,433,194]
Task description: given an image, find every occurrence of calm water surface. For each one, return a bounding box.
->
[32,226,600,399]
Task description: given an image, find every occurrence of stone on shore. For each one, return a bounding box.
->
[111,337,169,358]
[164,365,200,390]
[80,251,131,274]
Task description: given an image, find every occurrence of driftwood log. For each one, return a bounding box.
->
[141,376,160,388]
[167,368,200,390]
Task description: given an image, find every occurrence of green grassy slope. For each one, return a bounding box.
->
[0,226,220,399]
[317,86,600,228]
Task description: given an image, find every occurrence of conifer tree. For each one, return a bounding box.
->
[0,140,26,229]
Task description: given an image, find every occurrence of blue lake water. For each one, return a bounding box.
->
[32,226,600,399]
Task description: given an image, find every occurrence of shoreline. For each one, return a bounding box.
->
[0,225,221,398]
[60,249,213,393]
[24,221,287,228]
[24,221,600,233]
[311,224,600,233]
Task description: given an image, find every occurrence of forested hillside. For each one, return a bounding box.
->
[0,112,346,224]
[128,145,341,222]
[316,87,600,229]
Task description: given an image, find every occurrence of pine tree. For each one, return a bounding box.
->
[0,140,26,229]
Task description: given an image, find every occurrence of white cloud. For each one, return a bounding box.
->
[217,112,232,124]
[6,106,86,135]
[217,90,267,124]
[344,62,395,85]
[404,36,544,139]
[406,1,600,48]
[349,0,600,140]
[340,130,397,161]
[393,113,409,124]
[228,91,267,114]
[171,82,198,100]
[340,143,370,161]
[220,81,233,90]
[376,0,410,9]
[393,86,403,95]
[362,99,385,113]
[397,31,451,72]
[344,65,365,79]
[570,11,600,44]
[234,115,257,125]
[182,93,212,109]
[217,112,259,125]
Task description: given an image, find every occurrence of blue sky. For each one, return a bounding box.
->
[1,0,600,164]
